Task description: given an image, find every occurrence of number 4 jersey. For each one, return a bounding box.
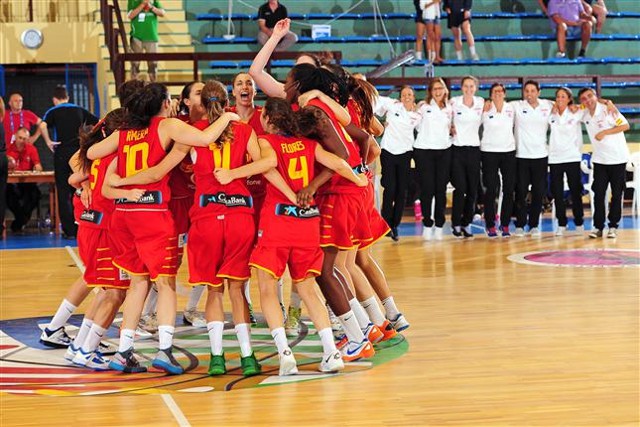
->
[116,116,171,210]
[256,133,320,248]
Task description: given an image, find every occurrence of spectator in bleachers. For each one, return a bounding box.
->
[6,127,42,233]
[127,0,166,82]
[420,0,444,63]
[547,0,592,58]
[375,86,421,241]
[413,0,427,60]
[443,0,479,60]
[583,0,607,33]
[2,92,42,146]
[579,88,630,239]
[257,1,298,51]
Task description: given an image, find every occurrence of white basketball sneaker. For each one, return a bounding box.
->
[319,349,345,373]
[278,348,298,376]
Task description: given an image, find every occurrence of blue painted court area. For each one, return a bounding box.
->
[1,215,637,250]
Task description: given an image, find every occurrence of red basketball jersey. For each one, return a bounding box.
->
[307,98,362,195]
[81,152,117,229]
[169,157,195,199]
[116,117,171,210]
[190,119,254,220]
[257,133,320,247]
[227,105,266,198]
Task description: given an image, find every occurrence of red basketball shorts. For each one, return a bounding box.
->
[187,213,254,287]
[169,196,192,267]
[250,245,323,282]
[109,209,178,281]
[357,182,390,250]
[78,225,130,289]
[316,192,364,249]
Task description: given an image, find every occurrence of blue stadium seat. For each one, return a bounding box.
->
[195,11,640,21]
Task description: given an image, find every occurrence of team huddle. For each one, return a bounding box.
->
[37,33,410,377]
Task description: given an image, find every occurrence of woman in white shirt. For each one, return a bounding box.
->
[548,87,585,236]
[375,85,421,241]
[414,78,452,241]
[512,80,554,237]
[449,76,484,238]
[480,83,516,238]
[579,87,630,239]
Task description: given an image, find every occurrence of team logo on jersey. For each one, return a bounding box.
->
[80,209,103,225]
[276,204,320,219]
[508,249,640,268]
[200,193,253,208]
[115,191,162,205]
[0,314,408,396]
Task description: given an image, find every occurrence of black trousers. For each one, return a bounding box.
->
[515,157,548,228]
[414,147,451,227]
[0,155,7,234]
[481,150,516,229]
[54,151,77,236]
[380,149,412,229]
[592,162,626,230]
[549,162,584,227]
[451,146,481,227]
[6,183,40,231]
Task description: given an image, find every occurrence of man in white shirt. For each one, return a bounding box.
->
[579,88,630,238]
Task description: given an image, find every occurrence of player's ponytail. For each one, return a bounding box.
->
[124,83,168,129]
[201,79,234,147]
[78,108,126,173]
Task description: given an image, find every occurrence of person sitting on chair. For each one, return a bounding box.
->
[6,127,42,232]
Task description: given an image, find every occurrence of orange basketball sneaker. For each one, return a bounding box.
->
[364,323,384,344]
[342,339,375,362]
[379,320,397,342]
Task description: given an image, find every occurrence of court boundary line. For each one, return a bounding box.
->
[161,394,191,427]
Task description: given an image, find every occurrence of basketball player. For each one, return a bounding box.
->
[250,97,368,374]
[88,83,240,374]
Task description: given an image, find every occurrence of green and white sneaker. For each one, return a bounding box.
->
[240,352,262,377]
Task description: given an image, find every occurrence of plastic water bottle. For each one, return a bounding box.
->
[414,200,423,222]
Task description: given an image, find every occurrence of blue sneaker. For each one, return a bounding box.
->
[152,347,184,375]
[389,313,410,332]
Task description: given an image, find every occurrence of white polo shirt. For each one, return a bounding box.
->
[480,102,516,153]
[548,108,584,164]
[449,95,484,147]
[414,100,453,150]
[375,96,420,155]
[512,99,553,159]
[582,103,630,165]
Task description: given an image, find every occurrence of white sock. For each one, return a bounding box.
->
[415,51,423,60]
[271,327,289,354]
[428,50,436,62]
[349,298,371,329]
[185,285,205,311]
[235,323,253,357]
[119,328,135,353]
[469,45,477,56]
[361,297,386,326]
[158,325,175,350]
[338,311,365,343]
[142,285,158,316]
[81,324,106,354]
[290,290,302,310]
[243,280,253,305]
[277,278,284,307]
[382,296,400,320]
[456,49,463,60]
[318,327,337,354]
[207,321,224,355]
[72,318,93,349]
[48,299,77,331]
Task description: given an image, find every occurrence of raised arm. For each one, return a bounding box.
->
[314,144,367,187]
[110,142,190,187]
[248,19,291,98]
[214,132,277,184]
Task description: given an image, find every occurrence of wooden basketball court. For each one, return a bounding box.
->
[1,227,638,426]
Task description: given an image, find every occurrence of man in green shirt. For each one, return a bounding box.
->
[127,0,165,81]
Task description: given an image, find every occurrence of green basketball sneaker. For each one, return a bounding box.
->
[208,353,226,376]
[240,352,262,377]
